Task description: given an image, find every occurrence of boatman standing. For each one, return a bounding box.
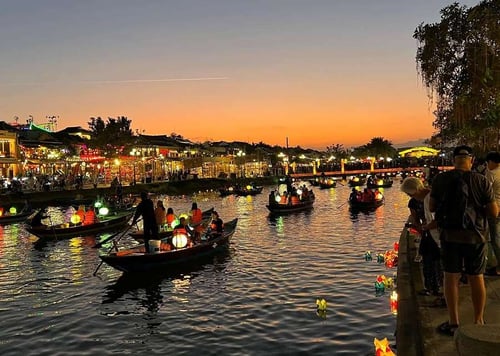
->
[132,191,158,253]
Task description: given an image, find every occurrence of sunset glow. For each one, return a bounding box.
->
[0,1,478,149]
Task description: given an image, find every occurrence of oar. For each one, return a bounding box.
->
[92,220,138,249]
[337,201,348,209]
[92,225,134,276]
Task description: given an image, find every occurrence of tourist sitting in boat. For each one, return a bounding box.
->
[189,202,202,225]
[76,205,86,225]
[173,216,194,242]
[206,211,223,240]
[155,200,166,232]
[349,188,361,202]
[279,192,289,205]
[83,206,99,225]
[166,207,176,229]
[361,188,375,202]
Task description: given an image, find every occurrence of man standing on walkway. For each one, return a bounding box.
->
[430,145,498,336]
[485,151,500,276]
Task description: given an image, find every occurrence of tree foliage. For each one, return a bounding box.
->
[352,137,398,159]
[326,143,348,159]
[88,116,135,156]
[414,0,499,149]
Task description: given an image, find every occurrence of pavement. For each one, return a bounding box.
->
[396,226,500,356]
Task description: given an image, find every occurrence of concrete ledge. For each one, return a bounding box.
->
[455,324,500,355]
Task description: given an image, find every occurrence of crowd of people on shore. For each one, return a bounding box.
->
[400,145,500,337]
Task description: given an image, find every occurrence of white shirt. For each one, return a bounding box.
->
[486,166,500,206]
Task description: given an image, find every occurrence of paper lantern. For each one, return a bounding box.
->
[374,338,395,356]
[9,207,17,215]
[393,242,399,252]
[70,214,81,224]
[316,298,327,311]
[246,184,252,190]
[390,291,398,315]
[99,207,109,216]
[365,251,372,261]
[172,233,188,248]
[375,275,386,293]
[296,188,302,195]
[94,200,103,208]
[170,218,180,229]
[275,195,282,203]
[377,254,385,263]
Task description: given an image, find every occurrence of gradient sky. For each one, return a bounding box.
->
[0,0,479,150]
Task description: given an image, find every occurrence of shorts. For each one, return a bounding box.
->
[441,240,486,275]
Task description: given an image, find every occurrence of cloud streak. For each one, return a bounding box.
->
[1,77,229,86]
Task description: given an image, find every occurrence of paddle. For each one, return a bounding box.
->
[92,220,138,249]
[337,201,348,209]
[92,225,134,276]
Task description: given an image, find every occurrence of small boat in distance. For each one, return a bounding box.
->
[266,178,315,214]
[0,205,36,225]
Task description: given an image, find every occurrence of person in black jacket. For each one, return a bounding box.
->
[132,191,158,253]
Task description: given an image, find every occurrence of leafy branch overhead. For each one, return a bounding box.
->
[414,0,499,151]
[88,116,134,156]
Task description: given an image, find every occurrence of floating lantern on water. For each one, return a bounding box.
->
[365,251,372,261]
[375,275,386,293]
[374,337,395,356]
[172,233,188,249]
[390,291,398,315]
[377,254,385,263]
[99,207,109,216]
[9,207,17,215]
[316,298,327,319]
[384,277,394,289]
[393,241,399,252]
[70,214,81,225]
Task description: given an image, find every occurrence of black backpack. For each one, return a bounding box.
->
[435,171,478,230]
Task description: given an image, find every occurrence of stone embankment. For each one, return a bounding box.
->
[396,226,500,355]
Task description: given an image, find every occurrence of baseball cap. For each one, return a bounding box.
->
[453,145,473,157]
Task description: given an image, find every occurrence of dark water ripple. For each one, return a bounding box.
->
[0,183,410,355]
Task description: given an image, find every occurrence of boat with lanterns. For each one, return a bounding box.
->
[234,184,263,196]
[98,218,238,273]
[0,205,36,225]
[318,178,337,189]
[366,175,394,189]
[25,208,134,240]
[348,191,385,211]
[130,207,214,242]
[266,180,315,214]
[347,176,366,187]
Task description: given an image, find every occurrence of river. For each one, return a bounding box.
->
[0,181,410,355]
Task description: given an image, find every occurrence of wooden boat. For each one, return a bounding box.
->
[234,185,263,196]
[219,187,236,197]
[318,180,337,189]
[266,192,315,214]
[348,177,367,187]
[25,210,133,240]
[99,218,238,273]
[130,208,214,242]
[367,179,394,189]
[0,208,36,225]
[349,197,384,211]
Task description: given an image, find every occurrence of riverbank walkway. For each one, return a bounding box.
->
[397,226,500,355]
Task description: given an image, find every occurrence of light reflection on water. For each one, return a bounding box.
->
[0,183,410,355]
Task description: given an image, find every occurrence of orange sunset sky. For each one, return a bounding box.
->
[0,1,478,150]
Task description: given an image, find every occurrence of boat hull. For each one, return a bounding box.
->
[100,218,238,273]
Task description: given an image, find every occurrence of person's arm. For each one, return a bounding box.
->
[486,201,499,218]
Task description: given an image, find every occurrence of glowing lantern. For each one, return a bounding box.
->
[365,251,372,261]
[99,207,109,216]
[172,233,188,248]
[296,188,302,195]
[0,207,3,216]
[9,207,17,215]
[275,195,282,203]
[246,184,252,190]
[384,277,394,289]
[393,242,399,252]
[94,201,103,208]
[377,179,383,185]
[374,338,395,356]
[179,213,189,220]
[170,218,180,229]
[316,298,327,319]
[70,214,81,224]
[390,291,398,315]
[375,275,386,293]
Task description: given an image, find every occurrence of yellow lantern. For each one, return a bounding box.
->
[172,233,188,248]
[9,207,17,215]
[246,184,252,190]
[99,207,109,216]
[275,195,281,203]
[70,214,81,224]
